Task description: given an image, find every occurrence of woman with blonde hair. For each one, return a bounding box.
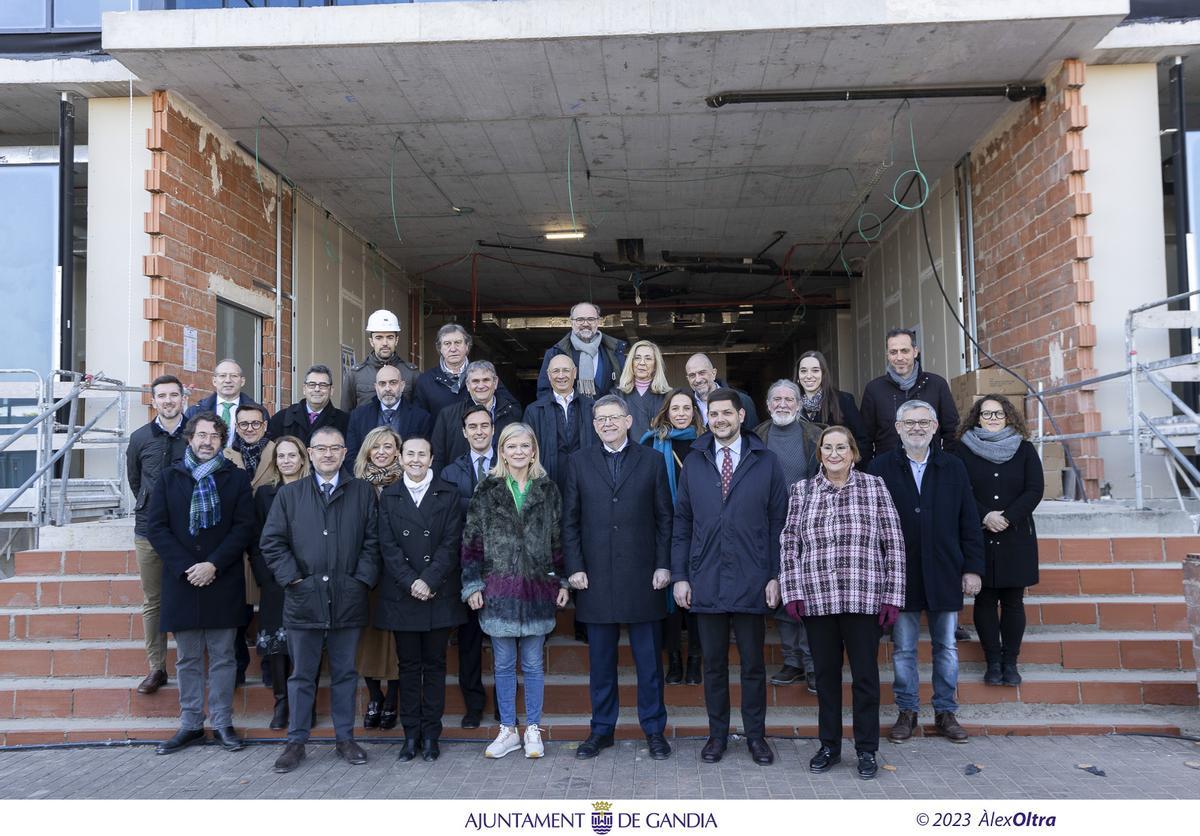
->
[249,435,310,730]
[352,426,403,730]
[618,340,672,442]
[461,423,569,759]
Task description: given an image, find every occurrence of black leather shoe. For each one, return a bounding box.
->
[809,745,841,773]
[684,656,702,685]
[700,736,726,763]
[1001,662,1022,686]
[335,739,368,765]
[363,701,381,729]
[575,733,615,759]
[983,660,1003,686]
[856,750,878,780]
[156,727,205,755]
[397,738,419,762]
[137,669,168,695]
[273,742,305,773]
[461,712,482,730]
[421,739,440,762]
[747,737,774,766]
[646,733,671,760]
[213,726,245,752]
[665,653,683,685]
[380,708,399,730]
[269,695,289,731]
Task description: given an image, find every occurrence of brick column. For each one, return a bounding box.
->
[1185,554,1200,703]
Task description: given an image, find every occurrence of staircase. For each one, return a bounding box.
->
[0,536,1196,745]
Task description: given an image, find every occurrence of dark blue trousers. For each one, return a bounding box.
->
[585,621,667,736]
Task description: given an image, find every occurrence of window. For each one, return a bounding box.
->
[216,300,262,401]
[0,165,58,375]
[0,1,131,32]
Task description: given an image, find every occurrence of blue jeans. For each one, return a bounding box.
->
[892,610,958,713]
[491,635,545,727]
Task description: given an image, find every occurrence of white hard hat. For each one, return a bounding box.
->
[365,309,401,333]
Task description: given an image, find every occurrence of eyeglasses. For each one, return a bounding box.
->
[571,316,600,324]
[980,410,1006,420]
[820,444,851,454]
[236,420,265,430]
[309,445,345,455]
[593,414,626,425]
[304,381,331,390]
[192,432,222,442]
[900,419,934,429]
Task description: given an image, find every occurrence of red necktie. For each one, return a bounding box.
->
[721,446,733,500]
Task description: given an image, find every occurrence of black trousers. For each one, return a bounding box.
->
[457,608,487,715]
[805,613,881,753]
[973,586,1026,663]
[694,612,766,739]
[394,627,451,742]
[662,607,699,658]
[286,626,361,744]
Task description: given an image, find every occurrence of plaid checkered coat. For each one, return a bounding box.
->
[778,469,906,616]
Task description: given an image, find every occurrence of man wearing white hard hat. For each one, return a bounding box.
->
[342,309,420,412]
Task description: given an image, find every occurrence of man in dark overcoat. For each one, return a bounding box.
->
[346,364,432,462]
[430,360,522,467]
[376,436,468,761]
[266,363,350,446]
[260,426,382,773]
[562,394,674,761]
[867,399,984,744]
[671,389,788,767]
[438,403,496,727]
[524,354,597,489]
[146,411,255,755]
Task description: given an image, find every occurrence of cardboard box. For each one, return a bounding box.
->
[1038,442,1065,468]
[951,368,1028,405]
[1042,469,1064,501]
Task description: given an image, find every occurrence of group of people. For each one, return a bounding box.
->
[126,303,1044,780]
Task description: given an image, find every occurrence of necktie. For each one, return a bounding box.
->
[308,411,319,425]
[606,449,620,483]
[476,455,488,483]
[720,446,733,500]
[382,408,396,429]
[321,482,333,503]
[219,401,233,428]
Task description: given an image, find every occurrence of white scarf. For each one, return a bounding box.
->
[404,469,434,506]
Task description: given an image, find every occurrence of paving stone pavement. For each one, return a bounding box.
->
[0,734,1197,800]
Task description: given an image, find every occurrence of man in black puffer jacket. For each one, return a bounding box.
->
[126,374,189,696]
[260,426,381,773]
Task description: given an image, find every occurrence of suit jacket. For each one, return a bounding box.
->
[440,450,491,515]
[183,391,264,424]
[346,396,433,462]
[522,394,597,487]
[562,443,673,624]
[267,401,350,447]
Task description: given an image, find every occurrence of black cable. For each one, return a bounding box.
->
[918,205,1088,501]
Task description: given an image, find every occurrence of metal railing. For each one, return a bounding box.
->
[0,369,136,528]
[1032,289,1200,513]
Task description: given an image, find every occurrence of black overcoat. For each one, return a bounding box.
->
[562,443,673,624]
[867,446,985,612]
[259,474,381,630]
[669,433,788,615]
[952,441,1043,589]
[145,458,256,633]
[375,476,469,632]
[523,394,597,487]
[859,369,959,462]
[266,401,350,447]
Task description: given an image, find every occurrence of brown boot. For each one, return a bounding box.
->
[888,710,918,743]
[934,711,969,743]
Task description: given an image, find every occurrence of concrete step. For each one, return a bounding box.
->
[1,663,1194,723]
[0,701,1194,746]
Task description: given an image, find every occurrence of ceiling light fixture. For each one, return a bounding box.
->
[545,231,587,241]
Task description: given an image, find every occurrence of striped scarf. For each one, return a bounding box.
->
[183,446,224,536]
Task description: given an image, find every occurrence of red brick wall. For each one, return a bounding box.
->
[142,90,293,413]
[971,59,1101,496]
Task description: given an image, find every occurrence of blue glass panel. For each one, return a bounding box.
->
[0,166,58,375]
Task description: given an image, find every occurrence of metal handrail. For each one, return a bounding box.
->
[0,369,133,527]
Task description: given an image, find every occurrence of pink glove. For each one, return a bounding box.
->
[878,604,899,630]
[785,600,806,620]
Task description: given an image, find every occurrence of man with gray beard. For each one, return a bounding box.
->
[753,379,822,691]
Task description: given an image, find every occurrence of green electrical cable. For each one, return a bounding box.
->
[887,104,929,211]
[390,134,404,245]
[566,120,579,233]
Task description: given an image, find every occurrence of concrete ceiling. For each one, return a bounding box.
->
[104,2,1128,309]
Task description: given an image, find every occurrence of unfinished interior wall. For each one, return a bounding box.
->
[851,172,966,399]
[142,91,293,413]
[291,195,412,407]
[969,59,1101,496]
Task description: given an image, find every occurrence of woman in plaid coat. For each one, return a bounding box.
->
[778,425,905,780]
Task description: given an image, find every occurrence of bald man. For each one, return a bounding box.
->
[684,354,759,429]
[346,365,433,462]
[523,354,597,488]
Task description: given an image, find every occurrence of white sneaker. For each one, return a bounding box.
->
[523,724,544,758]
[485,725,523,759]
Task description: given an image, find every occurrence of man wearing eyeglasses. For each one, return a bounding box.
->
[145,412,256,756]
[523,354,597,489]
[867,400,984,746]
[260,426,382,773]
[266,364,350,447]
[536,302,626,399]
[859,328,958,464]
[184,359,267,448]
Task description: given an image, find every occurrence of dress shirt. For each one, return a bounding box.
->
[907,451,930,493]
[553,390,575,420]
[713,435,743,474]
[470,450,492,482]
